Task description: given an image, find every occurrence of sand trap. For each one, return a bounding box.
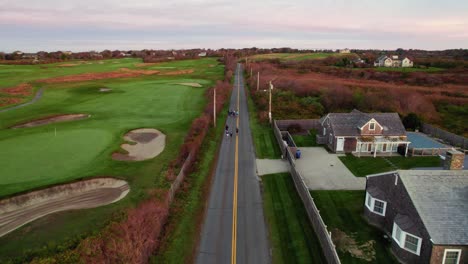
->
[57,63,79,67]
[112,128,166,161]
[174,83,202,87]
[99,88,112,92]
[160,69,194,75]
[11,114,90,128]
[135,63,158,67]
[0,177,129,237]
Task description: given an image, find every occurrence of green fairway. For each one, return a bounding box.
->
[249,53,354,62]
[0,57,224,262]
[0,129,112,196]
[310,191,397,263]
[263,173,326,264]
[339,154,441,177]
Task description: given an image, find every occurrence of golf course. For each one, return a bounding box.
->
[0,57,224,261]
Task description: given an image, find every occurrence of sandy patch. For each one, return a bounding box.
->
[160,69,194,75]
[332,228,376,262]
[135,63,158,67]
[174,82,202,87]
[11,114,90,128]
[0,177,129,237]
[57,63,79,67]
[112,128,166,161]
[119,68,160,75]
[99,88,112,92]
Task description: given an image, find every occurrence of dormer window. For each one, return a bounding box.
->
[369,122,375,130]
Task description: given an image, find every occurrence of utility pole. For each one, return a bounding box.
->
[269,81,273,124]
[257,72,260,91]
[213,88,216,127]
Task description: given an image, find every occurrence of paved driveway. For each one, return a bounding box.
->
[256,159,290,176]
[294,147,365,190]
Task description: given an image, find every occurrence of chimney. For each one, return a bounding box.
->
[444,150,465,170]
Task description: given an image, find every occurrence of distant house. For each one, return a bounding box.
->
[364,151,467,264]
[374,55,413,68]
[198,52,207,57]
[339,48,351,54]
[352,57,365,64]
[317,109,410,157]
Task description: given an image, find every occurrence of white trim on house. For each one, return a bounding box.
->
[365,192,387,216]
[442,249,462,264]
[359,118,383,130]
[392,222,423,256]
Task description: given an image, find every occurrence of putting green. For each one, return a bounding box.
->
[0,128,113,196]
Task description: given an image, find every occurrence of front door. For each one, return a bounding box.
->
[336,137,345,151]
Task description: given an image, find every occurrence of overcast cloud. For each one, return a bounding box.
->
[1,0,467,52]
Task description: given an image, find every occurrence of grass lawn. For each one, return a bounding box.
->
[151,103,229,263]
[263,173,326,264]
[310,191,397,264]
[0,58,224,262]
[292,129,318,147]
[246,87,282,159]
[250,53,354,62]
[338,154,442,177]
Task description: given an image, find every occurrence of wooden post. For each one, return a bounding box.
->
[213,88,216,127]
[257,72,260,91]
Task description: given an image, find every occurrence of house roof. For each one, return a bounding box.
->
[398,170,468,245]
[323,109,406,136]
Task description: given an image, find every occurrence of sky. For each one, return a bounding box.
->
[1,0,467,52]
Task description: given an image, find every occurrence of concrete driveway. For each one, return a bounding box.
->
[256,159,290,176]
[294,147,365,190]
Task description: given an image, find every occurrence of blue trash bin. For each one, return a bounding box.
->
[296,149,301,159]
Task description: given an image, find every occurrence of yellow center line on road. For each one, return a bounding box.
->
[231,68,241,264]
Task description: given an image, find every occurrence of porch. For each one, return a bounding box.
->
[353,136,410,158]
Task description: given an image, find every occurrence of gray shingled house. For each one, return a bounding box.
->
[364,157,468,263]
[317,109,410,157]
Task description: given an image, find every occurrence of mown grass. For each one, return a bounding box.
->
[250,53,354,62]
[310,191,397,264]
[263,173,326,264]
[292,130,318,147]
[151,104,229,263]
[246,86,281,159]
[339,154,442,177]
[0,58,224,262]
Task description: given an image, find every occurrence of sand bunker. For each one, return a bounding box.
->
[0,178,129,237]
[99,88,112,92]
[160,69,194,75]
[174,83,202,87]
[119,68,160,75]
[11,114,90,128]
[135,63,158,67]
[112,128,166,161]
[57,63,79,67]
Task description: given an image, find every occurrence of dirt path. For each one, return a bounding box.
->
[0,88,44,113]
[0,178,129,237]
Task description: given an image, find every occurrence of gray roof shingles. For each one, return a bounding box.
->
[326,110,406,137]
[398,170,468,245]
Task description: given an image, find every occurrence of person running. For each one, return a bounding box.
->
[230,132,233,137]
[225,124,229,131]
[236,128,239,134]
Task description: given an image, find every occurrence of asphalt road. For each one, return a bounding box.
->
[197,64,270,264]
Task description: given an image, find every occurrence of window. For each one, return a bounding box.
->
[369,122,375,130]
[365,192,387,216]
[374,200,385,214]
[443,249,461,264]
[392,222,422,255]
